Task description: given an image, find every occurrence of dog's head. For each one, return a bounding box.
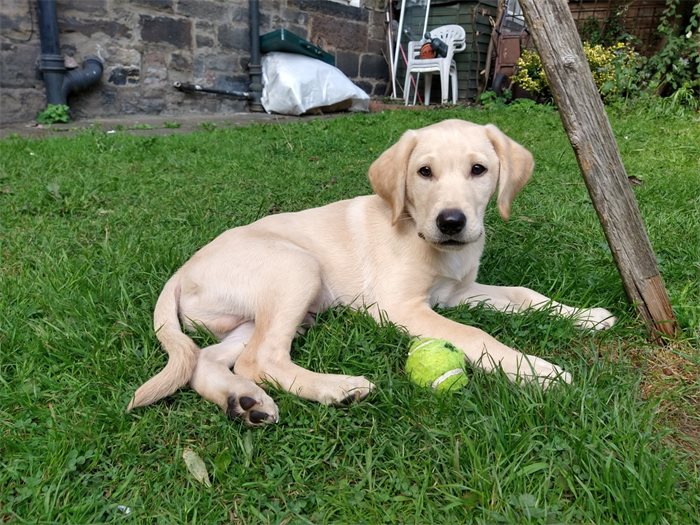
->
[368,119,533,251]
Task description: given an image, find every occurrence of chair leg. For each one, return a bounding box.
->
[413,73,420,106]
[451,69,458,104]
[403,71,412,106]
[440,68,449,104]
[424,73,432,106]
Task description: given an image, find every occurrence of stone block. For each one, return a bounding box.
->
[108,67,140,85]
[196,34,215,48]
[218,23,249,51]
[129,0,173,11]
[0,42,41,88]
[311,14,367,51]
[360,53,389,80]
[0,88,45,124]
[372,81,388,96]
[60,16,131,39]
[104,46,141,69]
[353,79,372,94]
[177,0,230,20]
[60,0,108,17]
[335,51,359,78]
[0,10,34,41]
[140,15,192,48]
[282,8,309,27]
[291,0,368,22]
[169,53,191,72]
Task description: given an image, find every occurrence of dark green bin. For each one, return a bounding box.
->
[260,29,335,66]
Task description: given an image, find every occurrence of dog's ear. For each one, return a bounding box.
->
[485,124,534,220]
[368,130,418,225]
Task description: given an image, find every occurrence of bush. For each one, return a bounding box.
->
[512,42,644,103]
[645,0,699,100]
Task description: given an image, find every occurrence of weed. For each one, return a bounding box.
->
[36,103,70,125]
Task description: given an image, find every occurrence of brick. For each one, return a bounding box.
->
[140,15,192,48]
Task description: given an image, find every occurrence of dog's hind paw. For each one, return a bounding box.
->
[226,393,279,426]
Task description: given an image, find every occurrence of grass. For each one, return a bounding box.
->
[1,103,699,524]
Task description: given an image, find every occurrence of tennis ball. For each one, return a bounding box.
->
[406,337,468,393]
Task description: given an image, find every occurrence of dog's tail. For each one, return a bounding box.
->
[127,272,199,411]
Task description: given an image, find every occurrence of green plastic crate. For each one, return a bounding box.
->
[260,29,335,66]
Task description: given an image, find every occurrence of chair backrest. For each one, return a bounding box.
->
[429,24,466,54]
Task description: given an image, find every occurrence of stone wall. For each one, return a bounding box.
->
[0,0,388,124]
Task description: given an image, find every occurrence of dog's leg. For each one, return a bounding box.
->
[388,300,572,388]
[232,251,374,405]
[443,282,616,330]
[190,322,279,425]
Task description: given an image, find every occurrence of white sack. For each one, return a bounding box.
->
[261,52,370,116]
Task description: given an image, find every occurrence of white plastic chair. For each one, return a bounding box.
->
[403,25,466,106]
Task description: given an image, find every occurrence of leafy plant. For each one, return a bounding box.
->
[512,43,644,103]
[478,89,512,109]
[645,0,700,100]
[36,104,70,125]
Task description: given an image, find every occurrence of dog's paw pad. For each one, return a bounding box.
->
[226,394,279,426]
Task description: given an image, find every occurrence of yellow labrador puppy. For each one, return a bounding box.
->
[128,119,615,425]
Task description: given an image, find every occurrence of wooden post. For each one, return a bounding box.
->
[518,0,678,339]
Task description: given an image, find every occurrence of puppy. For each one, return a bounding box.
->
[128,119,615,425]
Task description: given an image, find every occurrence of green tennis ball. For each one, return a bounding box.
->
[406,337,469,393]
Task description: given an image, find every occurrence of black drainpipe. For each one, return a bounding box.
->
[37,0,103,109]
[248,0,263,112]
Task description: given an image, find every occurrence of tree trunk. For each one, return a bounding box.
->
[518,0,678,339]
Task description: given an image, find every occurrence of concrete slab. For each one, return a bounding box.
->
[0,111,350,139]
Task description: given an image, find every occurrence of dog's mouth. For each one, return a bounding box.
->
[417,232,477,250]
[438,239,467,247]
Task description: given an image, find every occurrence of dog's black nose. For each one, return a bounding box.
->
[436,209,466,235]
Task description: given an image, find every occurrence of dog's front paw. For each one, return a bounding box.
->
[573,307,616,330]
[322,375,375,406]
[519,354,572,390]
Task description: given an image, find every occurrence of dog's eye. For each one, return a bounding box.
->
[471,164,487,176]
[418,166,432,178]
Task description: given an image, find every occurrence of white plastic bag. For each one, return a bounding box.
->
[261,52,370,116]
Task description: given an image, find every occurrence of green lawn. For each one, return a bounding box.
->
[1,104,698,524]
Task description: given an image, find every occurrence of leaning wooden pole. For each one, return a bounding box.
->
[518,0,678,339]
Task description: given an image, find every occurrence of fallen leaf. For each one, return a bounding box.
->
[182,447,211,487]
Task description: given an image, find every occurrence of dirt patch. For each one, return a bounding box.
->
[637,344,700,457]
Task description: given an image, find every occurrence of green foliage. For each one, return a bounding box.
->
[646,0,700,99]
[36,103,70,125]
[478,88,512,109]
[512,43,645,103]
